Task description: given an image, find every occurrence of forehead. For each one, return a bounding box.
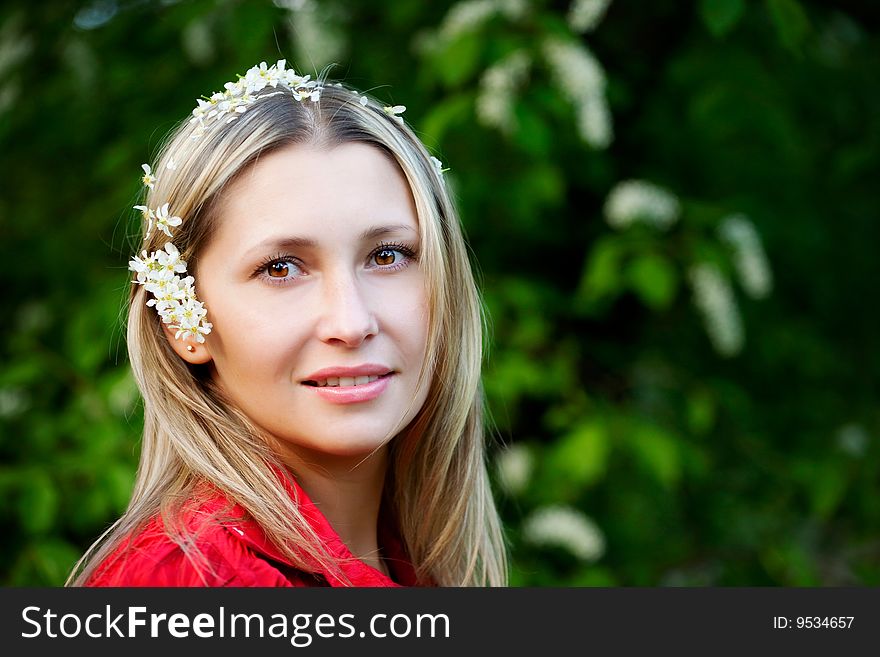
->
[214,142,419,248]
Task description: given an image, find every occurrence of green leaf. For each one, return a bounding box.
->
[484,351,548,407]
[765,0,811,55]
[761,542,820,586]
[700,0,746,37]
[72,485,112,531]
[66,297,109,374]
[102,463,136,514]
[436,32,482,87]
[630,424,681,489]
[9,540,81,586]
[421,95,473,146]
[577,236,624,302]
[0,359,45,386]
[807,464,848,520]
[516,163,564,207]
[514,106,554,157]
[687,387,717,435]
[627,253,679,311]
[548,421,611,488]
[568,566,619,586]
[17,471,59,535]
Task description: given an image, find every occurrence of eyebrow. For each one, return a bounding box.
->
[243,224,418,258]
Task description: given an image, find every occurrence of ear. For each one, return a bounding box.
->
[162,323,214,365]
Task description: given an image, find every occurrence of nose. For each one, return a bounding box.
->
[315,271,379,347]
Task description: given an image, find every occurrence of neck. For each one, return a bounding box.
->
[277,445,390,574]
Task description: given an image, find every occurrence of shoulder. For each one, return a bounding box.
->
[87,503,309,587]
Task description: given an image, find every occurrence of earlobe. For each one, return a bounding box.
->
[162,324,213,365]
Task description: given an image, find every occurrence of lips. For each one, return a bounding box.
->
[301,364,393,387]
[301,366,395,405]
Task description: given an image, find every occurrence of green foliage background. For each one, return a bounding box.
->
[1,0,878,586]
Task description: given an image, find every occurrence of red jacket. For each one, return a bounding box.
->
[86,475,419,587]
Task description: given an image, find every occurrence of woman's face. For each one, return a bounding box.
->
[186,142,430,464]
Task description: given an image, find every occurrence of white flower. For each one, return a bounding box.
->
[154,202,183,238]
[173,320,213,343]
[243,61,272,93]
[190,99,211,125]
[241,60,289,93]
[567,0,612,33]
[156,278,197,323]
[167,295,208,329]
[146,277,188,312]
[543,38,613,147]
[604,179,680,230]
[223,78,247,97]
[0,386,30,418]
[383,105,406,124]
[836,423,870,457]
[216,91,254,122]
[283,69,311,88]
[718,214,773,300]
[544,38,606,103]
[495,443,533,495]
[688,263,744,357]
[190,122,207,139]
[497,0,527,21]
[131,242,212,341]
[155,242,188,277]
[437,0,527,43]
[293,86,319,102]
[129,249,158,283]
[134,262,211,342]
[188,62,323,134]
[165,157,177,171]
[576,94,613,149]
[133,204,155,239]
[163,302,183,327]
[439,0,496,41]
[522,505,606,562]
[141,163,156,189]
[476,50,530,135]
[430,156,447,174]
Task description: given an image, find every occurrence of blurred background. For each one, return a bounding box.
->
[1,0,878,586]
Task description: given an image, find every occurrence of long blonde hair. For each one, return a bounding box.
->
[68,78,507,587]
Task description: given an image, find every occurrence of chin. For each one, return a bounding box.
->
[318,431,397,454]
[282,428,398,459]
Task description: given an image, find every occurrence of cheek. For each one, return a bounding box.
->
[204,290,300,374]
[386,280,429,352]
[394,277,428,326]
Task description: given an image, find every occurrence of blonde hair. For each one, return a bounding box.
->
[68,80,507,587]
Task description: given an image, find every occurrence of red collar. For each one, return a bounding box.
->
[212,471,419,587]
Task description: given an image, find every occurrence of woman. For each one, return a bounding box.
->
[67,60,507,587]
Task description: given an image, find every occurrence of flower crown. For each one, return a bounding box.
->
[128,59,438,346]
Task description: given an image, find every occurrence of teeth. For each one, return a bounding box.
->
[313,374,385,387]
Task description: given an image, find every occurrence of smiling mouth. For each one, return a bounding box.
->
[302,373,393,388]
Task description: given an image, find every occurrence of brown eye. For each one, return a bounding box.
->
[268,261,290,277]
[374,249,396,266]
